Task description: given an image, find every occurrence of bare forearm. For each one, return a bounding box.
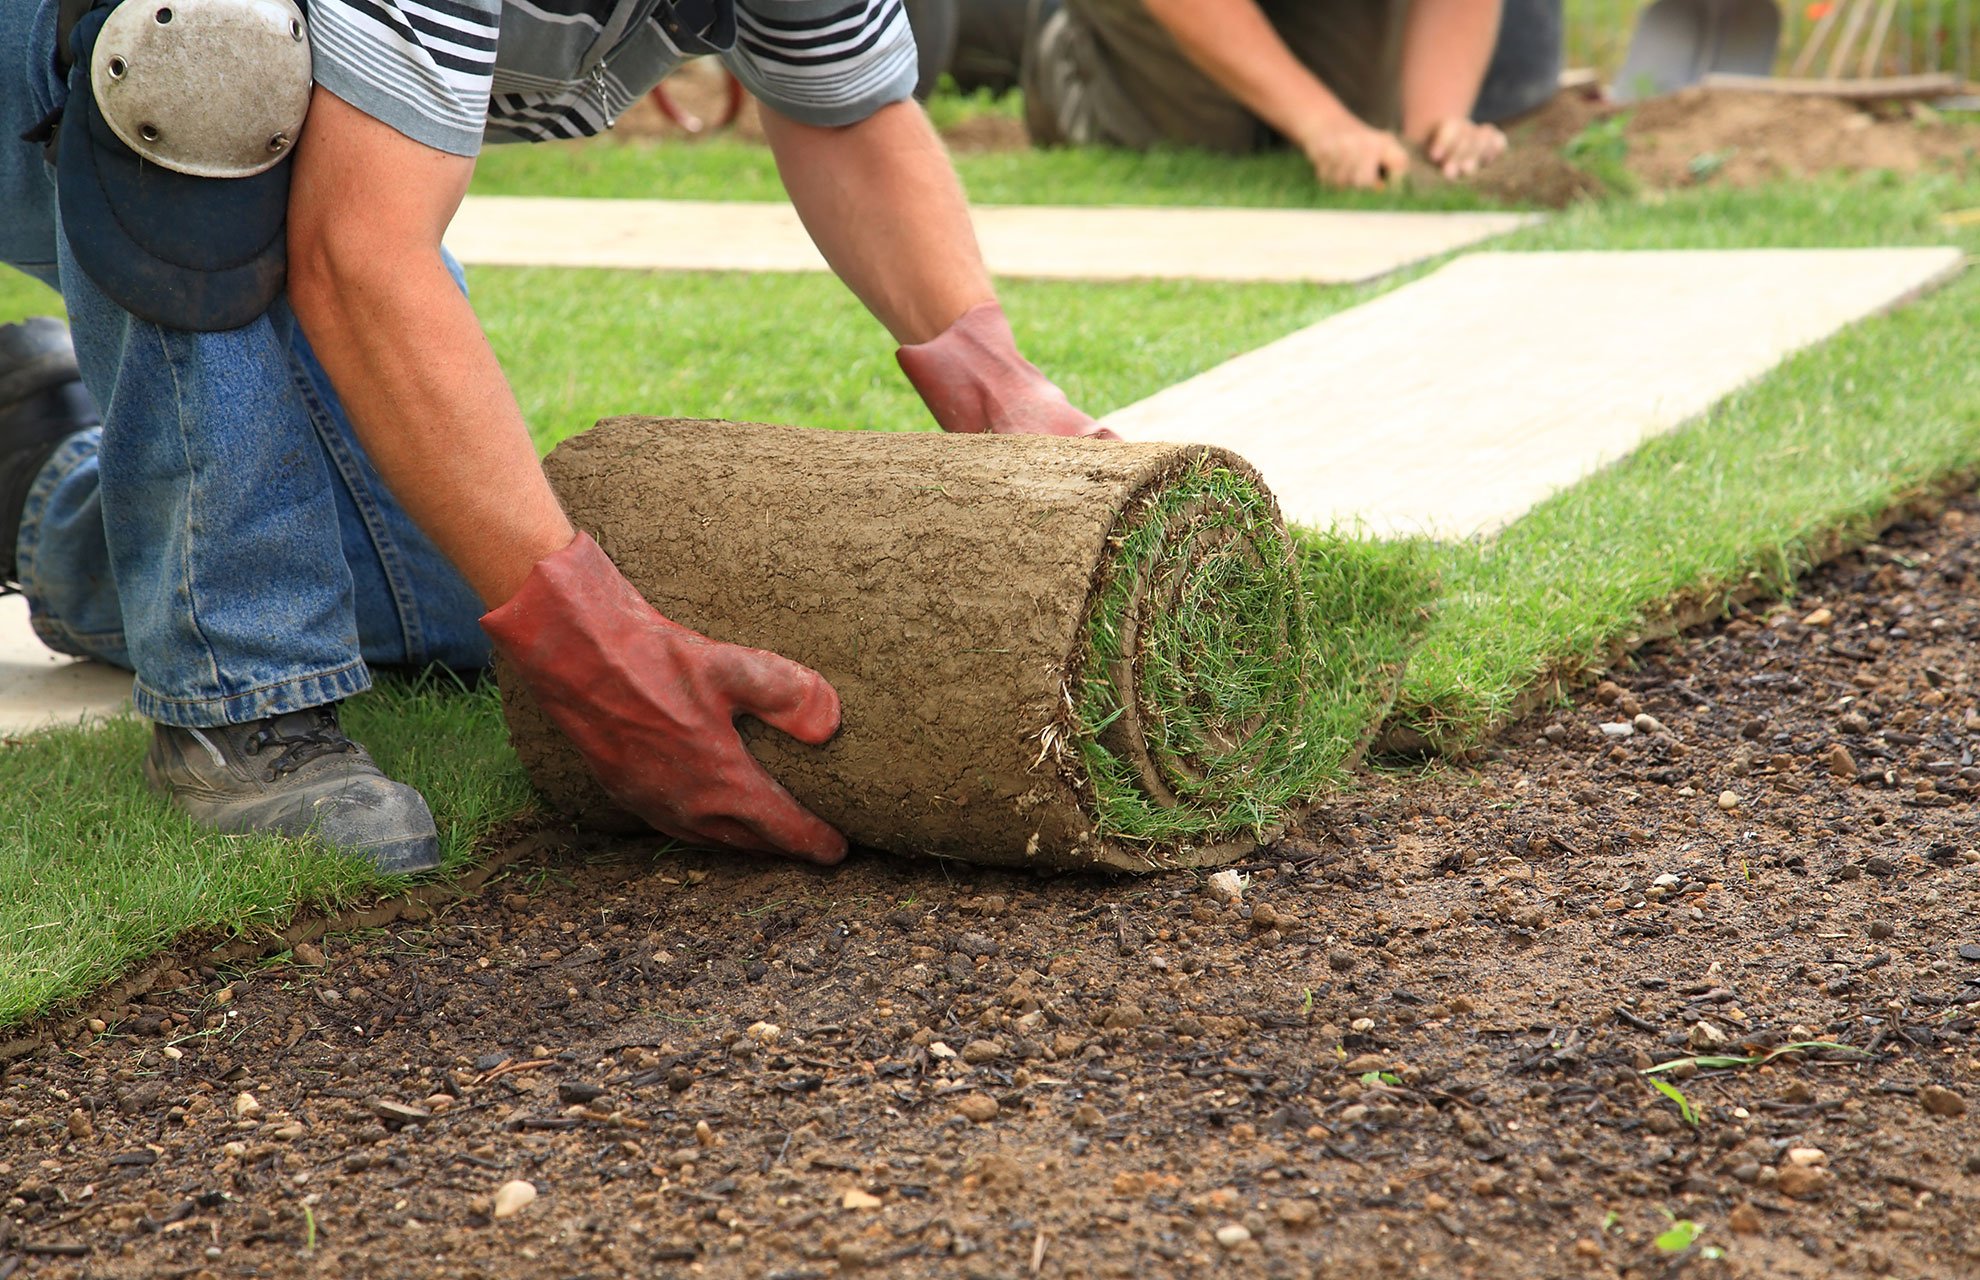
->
[762,100,992,344]
[289,257,572,606]
[1399,0,1502,140]
[1143,0,1351,147]
[289,89,572,607]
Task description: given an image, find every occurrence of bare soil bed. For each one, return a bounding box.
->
[8,496,1980,1280]
[1470,85,1980,207]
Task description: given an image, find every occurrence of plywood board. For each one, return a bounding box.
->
[446,196,1539,284]
[1103,247,1965,538]
[0,594,131,735]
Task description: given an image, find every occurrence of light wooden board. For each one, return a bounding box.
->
[1103,247,1966,538]
[445,197,1540,284]
[1699,71,1960,100]
[0,594,131,735]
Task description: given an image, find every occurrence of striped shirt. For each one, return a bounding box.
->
[309,0,918,156]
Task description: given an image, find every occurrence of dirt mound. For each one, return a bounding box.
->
[1476,84,1980,205]
[1626,87,1978,186]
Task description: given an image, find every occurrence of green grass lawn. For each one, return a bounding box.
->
[0,269,61,326]
[479,269,1386,451]
[0,678,529,1029]
[6,124,1980,1032]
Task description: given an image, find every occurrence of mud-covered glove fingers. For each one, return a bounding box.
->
[992,390,1109,439]
[709,641,844,747]
[481,532,850,865]
[685,760,850,866]
[607,745,848,867]
[688,644,850,863]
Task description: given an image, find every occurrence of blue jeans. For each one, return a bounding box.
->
[1,0,490,727]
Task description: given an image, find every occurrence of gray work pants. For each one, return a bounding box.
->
[1023,0,1409,152]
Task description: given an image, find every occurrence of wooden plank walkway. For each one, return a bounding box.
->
[1103,247,1966,537]
[445,197,1540,284]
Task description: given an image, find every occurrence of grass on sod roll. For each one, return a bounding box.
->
[1071,459,1434,846]
[5,163,1980,1028]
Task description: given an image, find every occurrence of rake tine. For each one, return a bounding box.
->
[1790,0,1848,75]
[1960,0,1972,82]
[1827,0,1878,76]
[1860,0,1901,76]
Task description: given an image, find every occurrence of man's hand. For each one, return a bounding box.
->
[1399,0,1506,177]
[897,302,1118,439]
[1143,0,1407,190]
[483,533,848,863]
[1420,117,1506,178]
[1298,118,1411,189]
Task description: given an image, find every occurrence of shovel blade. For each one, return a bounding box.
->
[1613,0,1782,101]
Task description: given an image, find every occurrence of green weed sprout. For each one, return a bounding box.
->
[1654,1215,1701,1252]
[1646,1077,1698,1125]
[1642,1041,1869,1075]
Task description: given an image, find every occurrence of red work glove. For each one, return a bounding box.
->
[482,532,847,864]
[896,301,1121,441]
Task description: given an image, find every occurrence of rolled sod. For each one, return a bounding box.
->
[500,417,1379,872]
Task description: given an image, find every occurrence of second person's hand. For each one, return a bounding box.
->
[1419,117,1506,178]
[1297,117,1410,190]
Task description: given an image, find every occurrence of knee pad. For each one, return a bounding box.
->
[54,0,312,331]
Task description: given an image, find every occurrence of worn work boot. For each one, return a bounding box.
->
[143,704,442,873]
[1,318,99,587]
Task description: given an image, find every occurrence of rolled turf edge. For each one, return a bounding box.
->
[497,417,1432,872]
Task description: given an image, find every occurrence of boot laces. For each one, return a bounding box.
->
[243,709,357,779]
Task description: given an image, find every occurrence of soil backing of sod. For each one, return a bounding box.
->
[500,418,1430,871]
[7,495,1980,1279]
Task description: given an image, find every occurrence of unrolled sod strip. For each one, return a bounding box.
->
[498,417,1358,873]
